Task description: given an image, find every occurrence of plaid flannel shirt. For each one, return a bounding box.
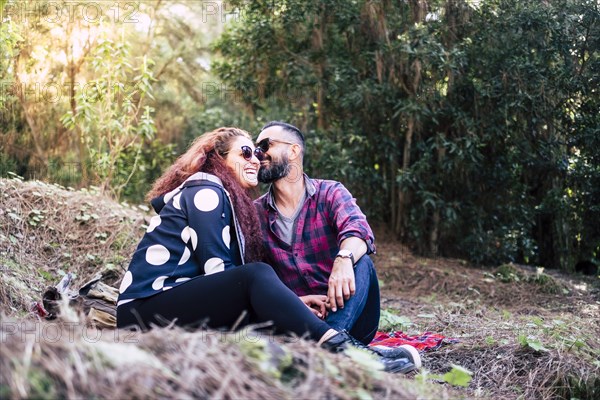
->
[254,174,376,296]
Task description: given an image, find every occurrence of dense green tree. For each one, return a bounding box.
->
[213,0,599,270]
[2,0,598,270]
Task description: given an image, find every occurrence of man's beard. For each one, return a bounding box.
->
[258,157,291,184]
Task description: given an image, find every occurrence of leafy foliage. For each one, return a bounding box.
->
[518,335,549,352]
[60,36,158,196]
[418,364,474,388]
[1,1,220,202]
[213,0,600,270]
[1,0,599,268]
[378,309,413,332]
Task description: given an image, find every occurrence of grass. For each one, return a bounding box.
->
[1,316,438,399]
[376,240,600,399]
[1,176,599,399]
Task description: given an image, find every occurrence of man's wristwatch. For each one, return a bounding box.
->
[336,249,355,266]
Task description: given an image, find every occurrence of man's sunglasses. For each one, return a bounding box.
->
[254,138,296,160]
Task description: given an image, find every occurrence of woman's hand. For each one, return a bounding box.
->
[299,294,328,319]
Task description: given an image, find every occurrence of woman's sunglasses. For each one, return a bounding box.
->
[224,145,258,161]
[253,138,296,160]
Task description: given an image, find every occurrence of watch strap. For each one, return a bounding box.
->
[336,251,355,266]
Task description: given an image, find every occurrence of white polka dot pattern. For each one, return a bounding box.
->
[194,188,220,212]
[204,257,225,275]
[181,226,198,250]
[163,187,180,204]
[117,299,134,307]
[181,226,190,242]
[122,181,233,301]
[119,271,133,293]
[146,216,161,233]
[190,228,198,250]
[173,193,182,210]
[178,247,190,265]
[146,244,170,265]
[222,225,231,249]
[152,275,168,290]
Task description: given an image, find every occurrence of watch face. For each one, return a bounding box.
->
[338,249,352,257]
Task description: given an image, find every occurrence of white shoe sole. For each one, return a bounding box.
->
[398,344,422,369]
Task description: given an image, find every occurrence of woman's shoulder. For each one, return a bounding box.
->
[183,172,223,187]
[181,179,226,198]
[181,173,225,193]
[178,179,230,214]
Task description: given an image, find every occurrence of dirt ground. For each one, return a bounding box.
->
[372,239,600,399]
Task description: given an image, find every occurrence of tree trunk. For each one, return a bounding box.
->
[430,142,446,256]
[68,63,88,184]
[312,8,326,130]
[395,117,415,237]
[13,57,47,170]
[390,158,398,230]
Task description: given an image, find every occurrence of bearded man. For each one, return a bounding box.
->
[253,121,380,345]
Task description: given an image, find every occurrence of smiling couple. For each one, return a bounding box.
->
[115,122,421,374]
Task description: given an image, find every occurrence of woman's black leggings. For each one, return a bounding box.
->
[117,262,332,341]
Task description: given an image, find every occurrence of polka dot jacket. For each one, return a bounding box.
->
[116,172,246,307]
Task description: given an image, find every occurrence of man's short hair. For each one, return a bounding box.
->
[261,121,305,146]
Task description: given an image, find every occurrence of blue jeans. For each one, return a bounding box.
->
[325,255,380,345]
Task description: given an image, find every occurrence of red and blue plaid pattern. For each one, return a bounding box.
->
[370,331,460,352]
[255,175,375,296]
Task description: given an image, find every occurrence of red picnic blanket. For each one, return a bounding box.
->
[369,331,459,352]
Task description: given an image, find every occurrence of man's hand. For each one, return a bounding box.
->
[299,294,328,319]
[327,257,355,312]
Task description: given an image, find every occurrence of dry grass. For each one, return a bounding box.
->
[0,177,144,315]
[373,240,600,399]
[1,177,599,399]
[0,314,439,400]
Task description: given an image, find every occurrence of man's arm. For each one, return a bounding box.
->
[327,236,367,312]
[326,182,376,255]
[323,181,374,311]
